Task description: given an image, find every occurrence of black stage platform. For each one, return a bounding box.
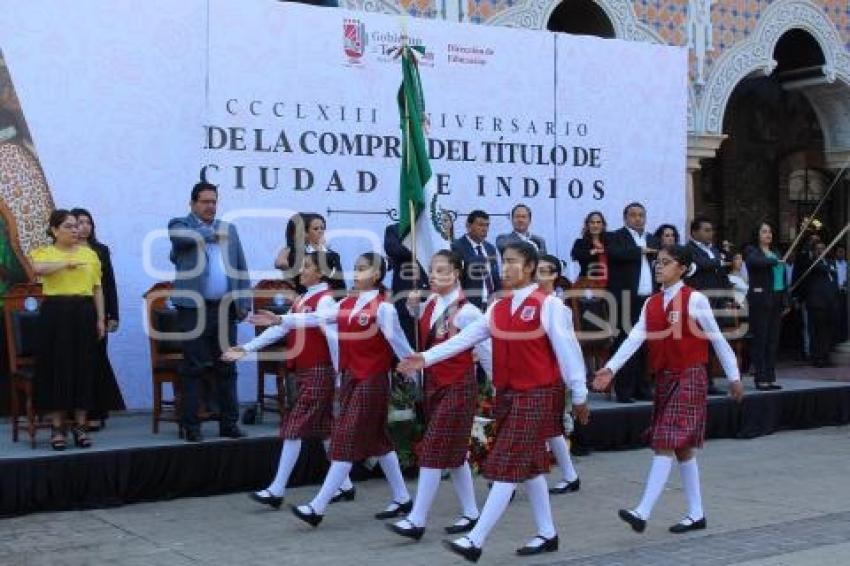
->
[2,376,849,517]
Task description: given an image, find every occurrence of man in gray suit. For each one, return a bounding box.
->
[495,203,547,254]
[168,182,250,442]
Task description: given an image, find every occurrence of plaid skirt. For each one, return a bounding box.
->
[328,372,393,462]
[647,365,708,450]
[539,380,566,439]
[419,368,478,469]
[280,364,336,440]
[483,387,554,483]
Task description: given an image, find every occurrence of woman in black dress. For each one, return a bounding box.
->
[71,208,126,424]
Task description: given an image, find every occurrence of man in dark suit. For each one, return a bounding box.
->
[495,203,547,254]
[451,210,501,311]
[805,241,839,367]
[685,216,731,395]
[606,202,659,403]
[384,222,429,346]
[168,182,250,442]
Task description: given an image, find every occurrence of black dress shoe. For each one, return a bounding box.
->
[516,534,559,556]
[444,515,478,534]
[219,426,246,439]
[184,429,203,442]
[329,486,356,504]
[291,504,323,527]
[442,538,482,563]
[386,520,425,541]
[249,489,283,509]
[374,499,413,520]
[669,516,707,533]
[549,478,580,494]
[618,509,646,533]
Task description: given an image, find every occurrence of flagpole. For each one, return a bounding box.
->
[783,163,849,262]
[789,220,850,294]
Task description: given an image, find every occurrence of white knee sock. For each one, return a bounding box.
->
[267,439,302,497]
[406,467,442,527]
[450,462,480,519]
[377,451,411,504]
[525,474,557,539]
[463,481,515,548]
[308,460,353,514]
[323,439,353,491]
[547,436,578,482]
[633,455,673,520]
[679,457,704,520]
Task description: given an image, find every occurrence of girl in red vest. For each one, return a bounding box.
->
[222,252,354,508]
[263,252,414,526]
[536,254,581,494]
[400,241,589,562]
[594,245,744,534]
[387,249,492,541]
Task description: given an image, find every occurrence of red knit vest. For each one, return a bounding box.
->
[286,289,333,370]
[337,293,393,380]
[491,290,559,391]
[419,293,475,388]
[645,285,709,372]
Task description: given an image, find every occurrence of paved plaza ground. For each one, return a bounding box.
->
[2,425,848,565]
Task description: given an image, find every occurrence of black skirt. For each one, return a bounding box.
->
[35,296,99,412]
[89,334,126,416]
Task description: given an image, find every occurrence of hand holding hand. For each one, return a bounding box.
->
[397,353,426,374]
[592,367,614,392]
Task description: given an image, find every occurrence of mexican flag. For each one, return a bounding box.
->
[397,45,447,263]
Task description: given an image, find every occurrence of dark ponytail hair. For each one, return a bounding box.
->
[539,253,562,278]
[660,244,693,267]
[46,209,74,242]
[502,240,539,271]
[432,249,464,272]
[358,252,388,293]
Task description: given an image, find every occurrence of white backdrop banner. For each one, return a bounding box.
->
[0,0,687,408]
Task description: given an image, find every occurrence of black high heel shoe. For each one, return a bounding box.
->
[71,425,92,448]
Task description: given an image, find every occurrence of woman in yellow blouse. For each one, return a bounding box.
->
[29,210,105,450]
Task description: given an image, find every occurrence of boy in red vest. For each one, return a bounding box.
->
[594,245,744,534]
[399,241,589,562]
[222,252,353,508]
[387,249,492,541]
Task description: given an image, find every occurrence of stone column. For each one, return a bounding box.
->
[686,133,727,224]
[442,0,464,22]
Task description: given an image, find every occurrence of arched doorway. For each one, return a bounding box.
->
[546,0,615,38]
[695,29,846,252]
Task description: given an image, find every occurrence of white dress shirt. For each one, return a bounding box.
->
[604,280,740,381]
[421,283,588,404]
[419,286,493,378]
[242,282,340,371]
[626,226,653,296]
[693,239,716,260]
[836,259,847,289]
[466,235,497,303]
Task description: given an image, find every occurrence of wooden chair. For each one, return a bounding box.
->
[144,281,186,435]
[251,279,297,418]
[4,282,49,447]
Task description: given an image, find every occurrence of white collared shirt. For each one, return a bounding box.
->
[626,226,653,296]
[836,259,847,288]
[421,283,588,404]
[604,280,740,381]
[466,235,495,302]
